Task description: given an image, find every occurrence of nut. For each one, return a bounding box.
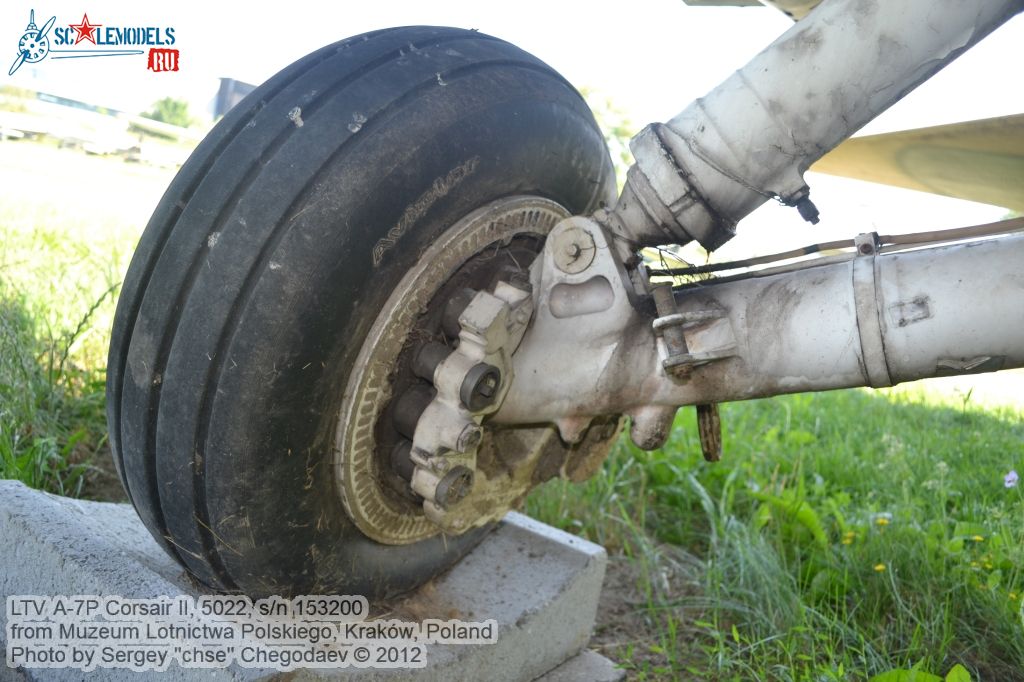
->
[434,466,474,508]
[551,224,596,274]
[456,424,483,452]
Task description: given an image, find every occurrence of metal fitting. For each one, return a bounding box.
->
[455,423,483,453]
[433,466,474,508]
[551,224,597,274]
[460,363,501,412]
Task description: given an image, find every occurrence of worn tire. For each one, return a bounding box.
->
[106,26,615,598]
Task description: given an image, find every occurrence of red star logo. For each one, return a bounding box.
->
[68,13,102,45]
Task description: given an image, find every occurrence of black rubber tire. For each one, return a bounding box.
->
[106,26,615,598]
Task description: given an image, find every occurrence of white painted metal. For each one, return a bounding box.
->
[616,0,1024,250]
[411,281,533,530]
[494,223,1024,428]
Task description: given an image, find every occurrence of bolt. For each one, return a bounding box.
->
[552,225,596,274]
[434,466,474,508]
[651,284,689,362]
[456,423,483,452]
[460,363,501,412]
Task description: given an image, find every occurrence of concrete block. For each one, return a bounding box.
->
[535,650,625,682]
[0,481,615,681]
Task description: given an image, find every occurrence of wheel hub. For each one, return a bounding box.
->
[335,196,577,544]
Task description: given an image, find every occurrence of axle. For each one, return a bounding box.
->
[493,220,1024,449]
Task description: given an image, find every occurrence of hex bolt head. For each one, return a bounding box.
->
[456,424,483,452]
[460,363,501,412]
[434,466,474,508]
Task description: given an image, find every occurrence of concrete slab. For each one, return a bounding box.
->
[534,649,625,682]
[0,481,616,681]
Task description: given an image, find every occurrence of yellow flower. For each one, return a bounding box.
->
[873,563,886,572]
[972,535,985,542]
[984,562,994,570]
[842,531,855,545]
[1010,592,1019,601]
[970,561,980,569]
[842,538,853,545]
[875,518,890,527]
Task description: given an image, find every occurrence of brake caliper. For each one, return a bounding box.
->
[404,280,533,532]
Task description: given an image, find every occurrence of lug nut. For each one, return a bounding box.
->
[456,423,483,452]
[434,466,474,508]
[460,362,501,412]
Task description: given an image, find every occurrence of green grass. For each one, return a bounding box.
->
[528,389,1024,680]
[0,140,173,496]
[0,288,106,494]
[0,213,122,495]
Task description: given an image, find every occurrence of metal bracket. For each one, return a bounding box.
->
[852,231,893,388]
[651,285,736,378]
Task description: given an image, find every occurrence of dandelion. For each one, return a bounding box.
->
[972,535,985,542]
[873,563,886,572]
[984,562,994,570]
[1005,470,1019,488]
[970,561,980,569]
[842,531,856,546]
[1010,592,1019,601]
[875,517,890,527]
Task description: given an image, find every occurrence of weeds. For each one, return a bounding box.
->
[0,280,116,495]
[529,389,1024,680]
[0,142,160,497]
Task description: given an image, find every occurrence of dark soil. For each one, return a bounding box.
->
[79,445,128,502]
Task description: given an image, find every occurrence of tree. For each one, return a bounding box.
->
[142,97,193,128]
